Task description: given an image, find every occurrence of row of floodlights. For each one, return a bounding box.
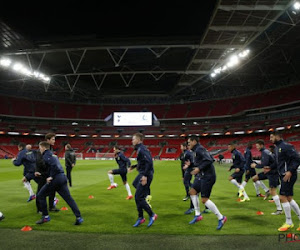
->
[1,124,298,137]
[0,57,51,83]
[210,2,300,78]
[210,49,250,78]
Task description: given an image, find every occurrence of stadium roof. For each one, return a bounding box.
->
[0,0,299,104]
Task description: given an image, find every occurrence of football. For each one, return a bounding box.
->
[0,211,4,221]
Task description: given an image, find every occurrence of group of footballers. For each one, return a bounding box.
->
[2,130,300,232]
[180,131,300,232]
[10,133,83,225]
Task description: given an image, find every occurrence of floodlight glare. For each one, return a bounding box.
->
[294,2,300,10]
[0,58,11,67]
[0,57,51,83]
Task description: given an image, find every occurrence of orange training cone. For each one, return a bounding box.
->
[21,225,32,231]
[61,206,68,211]
[256,211,264,215]
[88,195,94,199]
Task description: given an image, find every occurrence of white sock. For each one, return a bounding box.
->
[241,181,247,188]
[24,181,34,196]
[190,195,200,216]
[282,202,293,225]
[125,183,132,196]
[253,182,260,195]
[205,199,223,220]
[272,195,282,211]
[259,181,269,192]
[290,200,300,220]
[108,174,114,185]
[230,179,241,189]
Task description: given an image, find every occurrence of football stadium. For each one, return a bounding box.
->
[1,1,300,249]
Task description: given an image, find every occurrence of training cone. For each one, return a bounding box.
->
[61,206,68,211]
[21,225,32,231]
[256,211,264,215]
[88,195,94,199]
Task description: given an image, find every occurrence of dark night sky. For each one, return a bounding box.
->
[1,1,217,41]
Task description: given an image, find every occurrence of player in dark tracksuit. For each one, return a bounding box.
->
[107,146,133,199]
[180,142,194,201]
[12,143,38,202]
[35,141,83,225]
[187,135,226,229]
[130,133,157,227]
[243,143,268,197]
[228,143,250,201]
[252,139,282,215]
[34,149,59,213]
[64,144,76,187]
[270,131,300,232]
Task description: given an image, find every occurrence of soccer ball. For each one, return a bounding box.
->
[0,212,4,221]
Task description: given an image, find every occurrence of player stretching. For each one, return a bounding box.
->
[188,135,226,230]
[252,139,282,215]
[270,132,300,232]
[130,133,157,227]
[228,142,250,202]
[107,146,133,200]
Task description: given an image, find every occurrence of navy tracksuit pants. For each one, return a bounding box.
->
[37,173,81,217]
[133,173,154,218]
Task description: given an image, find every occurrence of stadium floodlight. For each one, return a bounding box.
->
[0,58,11,67]
[145,135,155,137]
[238,50,250,58]
[294,1,300,10]
[227,55,239,68]
[72,122,78,125]
[79,134,89,137]
[212,132,222,135]
[12,63,23,71]
[100,135,111,137]
[0,57,51,83]
[7,132,19,135]
[211,49,249,77]
[276,126,285,130]
[255,129,266,133]
[295,124,300,127]
[123,135,131,137]
[182,122,186,125]
[234,131,245,135]
[56,134,67,137]
[214,67,222,74]
[193,122,198,125]
[32,133,43,136]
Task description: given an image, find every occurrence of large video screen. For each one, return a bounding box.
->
[113,112,152,126]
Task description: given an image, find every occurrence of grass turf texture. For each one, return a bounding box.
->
[0,159,300,236]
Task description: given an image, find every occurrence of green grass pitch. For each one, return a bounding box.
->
[0,159,300,236]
